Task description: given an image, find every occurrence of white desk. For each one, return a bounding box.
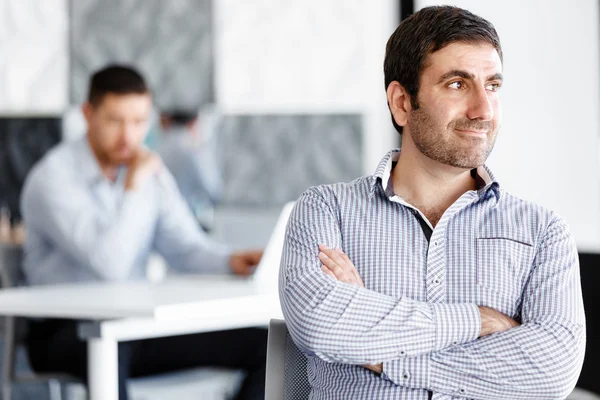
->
[0,275,283,400]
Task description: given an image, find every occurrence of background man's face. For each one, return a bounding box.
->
[406,42,503,169]
[84,92,152,165]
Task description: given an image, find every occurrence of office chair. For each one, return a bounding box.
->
[0,243,81,400]
[265,319,311,400]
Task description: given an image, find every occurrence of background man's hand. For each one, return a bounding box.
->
[479,306,520,337]
[124,149,162,191]
[229,250,263,276]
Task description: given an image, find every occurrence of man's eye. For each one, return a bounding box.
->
[486,83,502,92]
[448,81,464,89]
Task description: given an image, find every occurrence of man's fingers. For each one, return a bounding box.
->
[319,252,349,282]
[351,268,365,287]
[324,247,359,283]
[334,247,364,286]
[319,244,365,286]
[337,248,354,266]
[318,251,338,270]
[320,245,347,270]
[250,251,263,264]
[321,265,337,279]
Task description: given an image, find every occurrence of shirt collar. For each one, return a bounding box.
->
[75,136,111,184]
[370,149,501,203]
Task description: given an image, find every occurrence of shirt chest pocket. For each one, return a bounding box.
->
[476,237,534,305]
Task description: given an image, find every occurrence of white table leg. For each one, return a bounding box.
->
[88,337,119,400]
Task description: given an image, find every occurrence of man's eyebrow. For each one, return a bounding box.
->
[486,73,504,82]
[436,70,504,84]
[437,70,474,84]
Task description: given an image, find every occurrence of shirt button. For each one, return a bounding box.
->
[434,278,441,285]
[452,341,459,346]
[402,372,410,380]
[399,350,406,356]
[459,388,466,394]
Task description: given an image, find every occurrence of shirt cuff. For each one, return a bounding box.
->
[201,243,234,275]
[382,353,430,389]
[430,303,481,350]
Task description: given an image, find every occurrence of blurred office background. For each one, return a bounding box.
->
[1,0,600,398]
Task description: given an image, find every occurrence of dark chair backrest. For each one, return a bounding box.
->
[0,243,24,289]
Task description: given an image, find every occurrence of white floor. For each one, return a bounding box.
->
[64,368,245,400]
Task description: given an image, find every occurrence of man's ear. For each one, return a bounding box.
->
[82,102,94,124]
[386,81,412,128]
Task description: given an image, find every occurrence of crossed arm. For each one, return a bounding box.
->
[318,244,519,374]
[279,189,586,399]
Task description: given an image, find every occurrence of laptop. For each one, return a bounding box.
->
[251,201,296,288]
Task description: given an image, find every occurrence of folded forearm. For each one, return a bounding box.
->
[281,270,480,364]
[382,319,585,399]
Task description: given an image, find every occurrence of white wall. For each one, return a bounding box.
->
[0,0,68,114]
[417,0,600,251]
[213,0,399,174]
[362,0,400,174]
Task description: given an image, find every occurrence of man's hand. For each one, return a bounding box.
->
[318,245,384,373]
[229,250,263,276]
[479,306,520,337]
[364,363,383,375]
[124,150,162,191]
[318,244,364,287]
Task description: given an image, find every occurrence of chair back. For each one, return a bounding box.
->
[265,319,311,400]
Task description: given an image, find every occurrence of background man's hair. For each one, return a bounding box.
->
[87,64,149,106]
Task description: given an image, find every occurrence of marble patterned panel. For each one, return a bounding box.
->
[0,0,68,113]
[70,0,213,110]
[215,0,367,109]
[218,114,362,206]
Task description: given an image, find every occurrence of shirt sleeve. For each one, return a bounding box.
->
[192,138,224,205]
[21,167,152,281]
[152,169,232,274]
[279,187,481,365]
[381,215,586,399]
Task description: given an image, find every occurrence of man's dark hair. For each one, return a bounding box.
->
[384,6,502,134]
[161,110,198,126]
[87,64,149,106]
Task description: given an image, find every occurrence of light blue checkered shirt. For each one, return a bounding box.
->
[280,149,586,400]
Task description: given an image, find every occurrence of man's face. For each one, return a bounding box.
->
[84,92,152,165]
[406,42,503,169]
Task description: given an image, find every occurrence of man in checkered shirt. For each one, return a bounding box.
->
[279,5,586,400]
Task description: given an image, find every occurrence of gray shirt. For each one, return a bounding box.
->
[21,137,231,286]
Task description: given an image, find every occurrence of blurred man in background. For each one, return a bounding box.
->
[21,64,266,400]
[158,108,223,231]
